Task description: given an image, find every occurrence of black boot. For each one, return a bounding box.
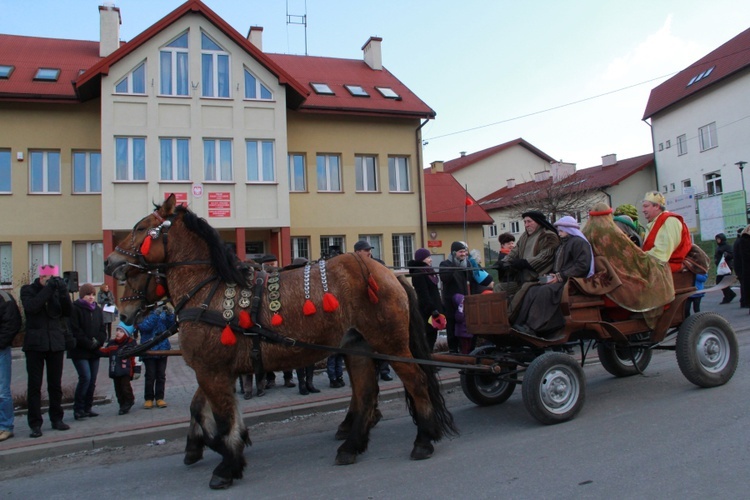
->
[305,366,320,393]
[297,368,309,395]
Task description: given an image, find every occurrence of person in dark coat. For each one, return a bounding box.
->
[733,228,746,308]
[714,233,736,304]
[0,289,22,441]
[68,283,107,420]
[20,264,75,437]
[439,241,476,353]
[408,248,443,352]
[739,224,750,315]
[512,216,594,337]
[137,306,174,409]
[97,284,116,340]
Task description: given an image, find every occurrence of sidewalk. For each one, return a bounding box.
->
[1,287,745,466]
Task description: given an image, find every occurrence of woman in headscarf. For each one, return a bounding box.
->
[511,216,594,337]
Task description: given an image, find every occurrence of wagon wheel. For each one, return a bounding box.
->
[596,333,653,377]
[676,312,738,388]
[460,345,517,406]
[522,352,585,425]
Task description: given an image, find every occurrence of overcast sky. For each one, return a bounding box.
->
[3,0,749,173]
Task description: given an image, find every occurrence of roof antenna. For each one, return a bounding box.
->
[286,0,308,55]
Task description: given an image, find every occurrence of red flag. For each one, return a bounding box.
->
[465,196,475,206]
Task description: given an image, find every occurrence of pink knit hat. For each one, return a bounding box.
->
[39,264,59,277]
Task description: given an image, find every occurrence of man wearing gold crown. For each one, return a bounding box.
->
[641,191,692,272]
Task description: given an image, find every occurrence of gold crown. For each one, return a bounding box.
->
[643,191,665,207]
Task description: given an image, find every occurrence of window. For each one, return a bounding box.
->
[658,143,664,151]
[392,234,414,269]
[355,155,378,192]
[0,243,11,286]
[682,179,692,193]
[376,87,399,99]
[488,225,498,238]
[669,183,675,192]
[244,68,272,100]
[359,235,382,260]
[0,65,14,79]
[687,66,715,86]
[29,150,60,193]
[72,151,102,193]
[316,154,341,192]
[677,134,687,156]
[246,140,275,182]
[662,185,667,193]
[510,221,520,233]
[344,84,369,97]
[388,156,410,192]
[705,172,722,195]
[160,32,189,96]
[115,61,146,94]
[74,242,104,284]
[203,139,232,181]
[699,122,718,151]
[115,137,146,181]
[201,33,229,98]
[0,149,10,192]
[29,243,61,279]
[310,82,334,95]
[160,138,190,181]
[666,140,671,149]
[34,68,60,81]
[320,236,344,259]
[288,154,306,192]
[291,237,310,260]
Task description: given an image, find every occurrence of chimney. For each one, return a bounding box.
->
[550,161,576,183]
[534,171,551,182]
[247,26,263,50]
[362,36,382,70]
[460,151,467,157]
[507,178,516,189]
[430,161,444,173]
[602,154,617,166]
[99,3,121,58]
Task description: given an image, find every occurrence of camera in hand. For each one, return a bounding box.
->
[538,274,551,284]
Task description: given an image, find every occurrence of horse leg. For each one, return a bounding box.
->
[193,370,251,489]
[184,388,206,465]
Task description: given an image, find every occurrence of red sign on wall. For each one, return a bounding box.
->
[208,191,231,218]
[427,240,442,248]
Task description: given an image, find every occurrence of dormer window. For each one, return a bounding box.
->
[344,84,369,97]
[34,68,60,81]
[376,86,399,99]
[311,82,334,95]
[0,65,14,79]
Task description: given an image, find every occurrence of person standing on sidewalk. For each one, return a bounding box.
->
[97,284,116,340]
[714,233,736,304]
[0,289,23,442]
[137,305,174,409]
[68,283,107,421]
[20,264,75,438]
[100,324,137,415]
[732,228,745,308]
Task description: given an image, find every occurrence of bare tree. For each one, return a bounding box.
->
[505,177,606,222]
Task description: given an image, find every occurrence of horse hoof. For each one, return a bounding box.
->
[335,450,357,465]
[334,428,349,441]
[183,451,203,465]
[209,474,233,490]
[410,443,434,460]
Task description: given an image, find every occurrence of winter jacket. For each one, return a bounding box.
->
[100,335,137,379]
[733,237,743,279]
[407,259,443,320]
[97,289,116,324]
[0,290,22,350]
[714,233,733,271]
[68,299,107,360]
[20,278,73,352]
[137,309,174,358]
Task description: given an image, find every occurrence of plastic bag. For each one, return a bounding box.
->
[717,254,731,276]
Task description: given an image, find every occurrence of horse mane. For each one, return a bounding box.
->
[175,205,251,288]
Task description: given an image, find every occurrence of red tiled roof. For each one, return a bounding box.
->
[267,54,435,119]
[0,35,100,102]
[424,171,494,224]
[443,138,556,173]
[478,153,654,210]
[643,27,750,119]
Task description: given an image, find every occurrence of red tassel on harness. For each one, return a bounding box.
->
[238,310,252,329]
[367,275,379,292]
[368,287,379,304]
[271,313,283,326]
[220,325,236,346]
[155,284,166,298]
[323,292,339,312]
[140,237,152,256]
[303,299,317,316]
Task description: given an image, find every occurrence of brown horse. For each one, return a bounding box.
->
[104,194,456,490]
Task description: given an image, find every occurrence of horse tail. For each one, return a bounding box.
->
[397,275,458,438]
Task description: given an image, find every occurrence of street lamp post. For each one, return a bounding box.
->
[736,161,748,223]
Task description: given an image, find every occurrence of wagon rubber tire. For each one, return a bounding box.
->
[596,334,653,377]
[460,346,517,406]
[676,312,738,388]
[522,352,585,425]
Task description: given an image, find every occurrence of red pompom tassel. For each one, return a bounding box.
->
[271,313,283,326]
[238,310,252,329]
[368,287,379,304]
[140,237,152,256]
[367,275,379,292]
[155,284,166,297]
[323,292,339,312]
[220,325,236,345]
[303,299,317,316]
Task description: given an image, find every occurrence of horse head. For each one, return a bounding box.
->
[117,265,169,325]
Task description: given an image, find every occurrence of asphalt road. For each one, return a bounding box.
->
[1,322,748,499]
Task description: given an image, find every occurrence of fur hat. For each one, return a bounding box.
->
[414,248,431,262]
[450,241,468,253]
[643,191,666,208]
[78,283,96,297]
[39,264,59,277]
